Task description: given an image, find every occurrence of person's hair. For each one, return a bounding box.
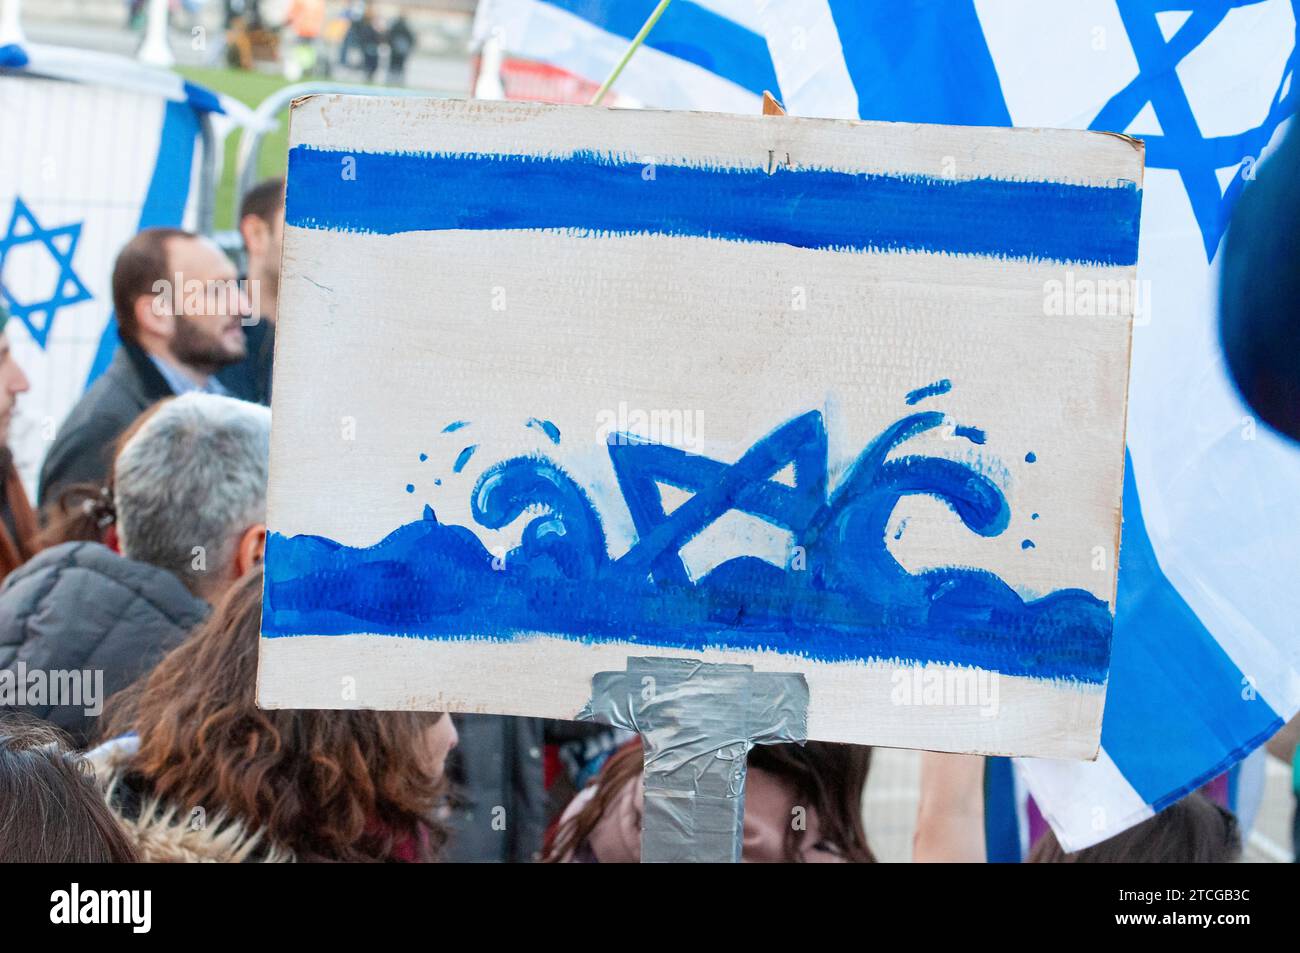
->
[112,227,193,344]
[113,394,270,595]
[1028,792,1241,863]
[0,718,138,862]
[36,401,172,551]
[100,569,448,862]
[545,739,874,862]
[239,177,285,227]
[35,482,116,550]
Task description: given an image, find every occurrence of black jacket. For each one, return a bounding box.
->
[216,319,275,406]
[38,340,174,506]
[443,714,550,862]
[0,542,209,747]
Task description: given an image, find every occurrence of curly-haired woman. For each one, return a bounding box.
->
[86,568,456,862]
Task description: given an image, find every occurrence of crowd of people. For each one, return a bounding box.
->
[0,153,1293,863]
[219,0,418,85]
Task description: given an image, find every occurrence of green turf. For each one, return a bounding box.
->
[177,66,294,232]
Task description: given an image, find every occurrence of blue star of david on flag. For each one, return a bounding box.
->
[0,197,94,348]
[795,0,1297,263]
[1091,0,1300,260]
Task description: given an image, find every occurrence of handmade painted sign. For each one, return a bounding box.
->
[257,97,1143,759]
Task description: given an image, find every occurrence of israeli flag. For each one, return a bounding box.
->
[0,42,253,493]
[473,0,1300,852]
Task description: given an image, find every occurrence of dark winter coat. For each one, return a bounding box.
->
[38,341,174,506]
[0,542,208,746]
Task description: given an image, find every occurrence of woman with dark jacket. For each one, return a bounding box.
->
[87,569,457,862]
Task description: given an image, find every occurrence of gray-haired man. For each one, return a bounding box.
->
[0,393,271,745]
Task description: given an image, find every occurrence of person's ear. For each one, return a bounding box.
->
[235,522,267,578]
[133,277,177,342]
[241,214,268,260]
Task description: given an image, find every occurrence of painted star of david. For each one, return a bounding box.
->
[1091,0,1299,260]
[0,197,94,348]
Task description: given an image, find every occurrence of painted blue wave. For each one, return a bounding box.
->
[263,410,1112,683]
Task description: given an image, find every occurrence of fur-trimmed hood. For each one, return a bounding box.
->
[84,736,293,864]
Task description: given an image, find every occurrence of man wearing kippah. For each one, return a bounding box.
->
[0,303,34,581]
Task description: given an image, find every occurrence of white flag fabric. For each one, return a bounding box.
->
[0,42,254,494]
[472,0,1300,851]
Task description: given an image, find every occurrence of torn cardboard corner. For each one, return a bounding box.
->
[577,657,809,863]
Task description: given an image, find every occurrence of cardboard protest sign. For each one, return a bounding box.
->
[257,97,1143,759]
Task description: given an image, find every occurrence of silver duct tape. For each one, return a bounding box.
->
[577,657,809,863]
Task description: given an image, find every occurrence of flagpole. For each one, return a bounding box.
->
[589,0,673,106]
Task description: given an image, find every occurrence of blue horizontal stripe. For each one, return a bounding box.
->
[286,147,1141,265]
[1101,451,1282,811]
[542,0,780,99]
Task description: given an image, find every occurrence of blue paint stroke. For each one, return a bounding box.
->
[452,445,478,473]
[1022,540,1035,550]
[419,453,428,462]
[1025,452,1037,463]
[954,425,986,445]
[526,417,562,444]
[905,379,952,404]
[442,420,470,433]
[285,148,1142,267]
[264,409,1112,683]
